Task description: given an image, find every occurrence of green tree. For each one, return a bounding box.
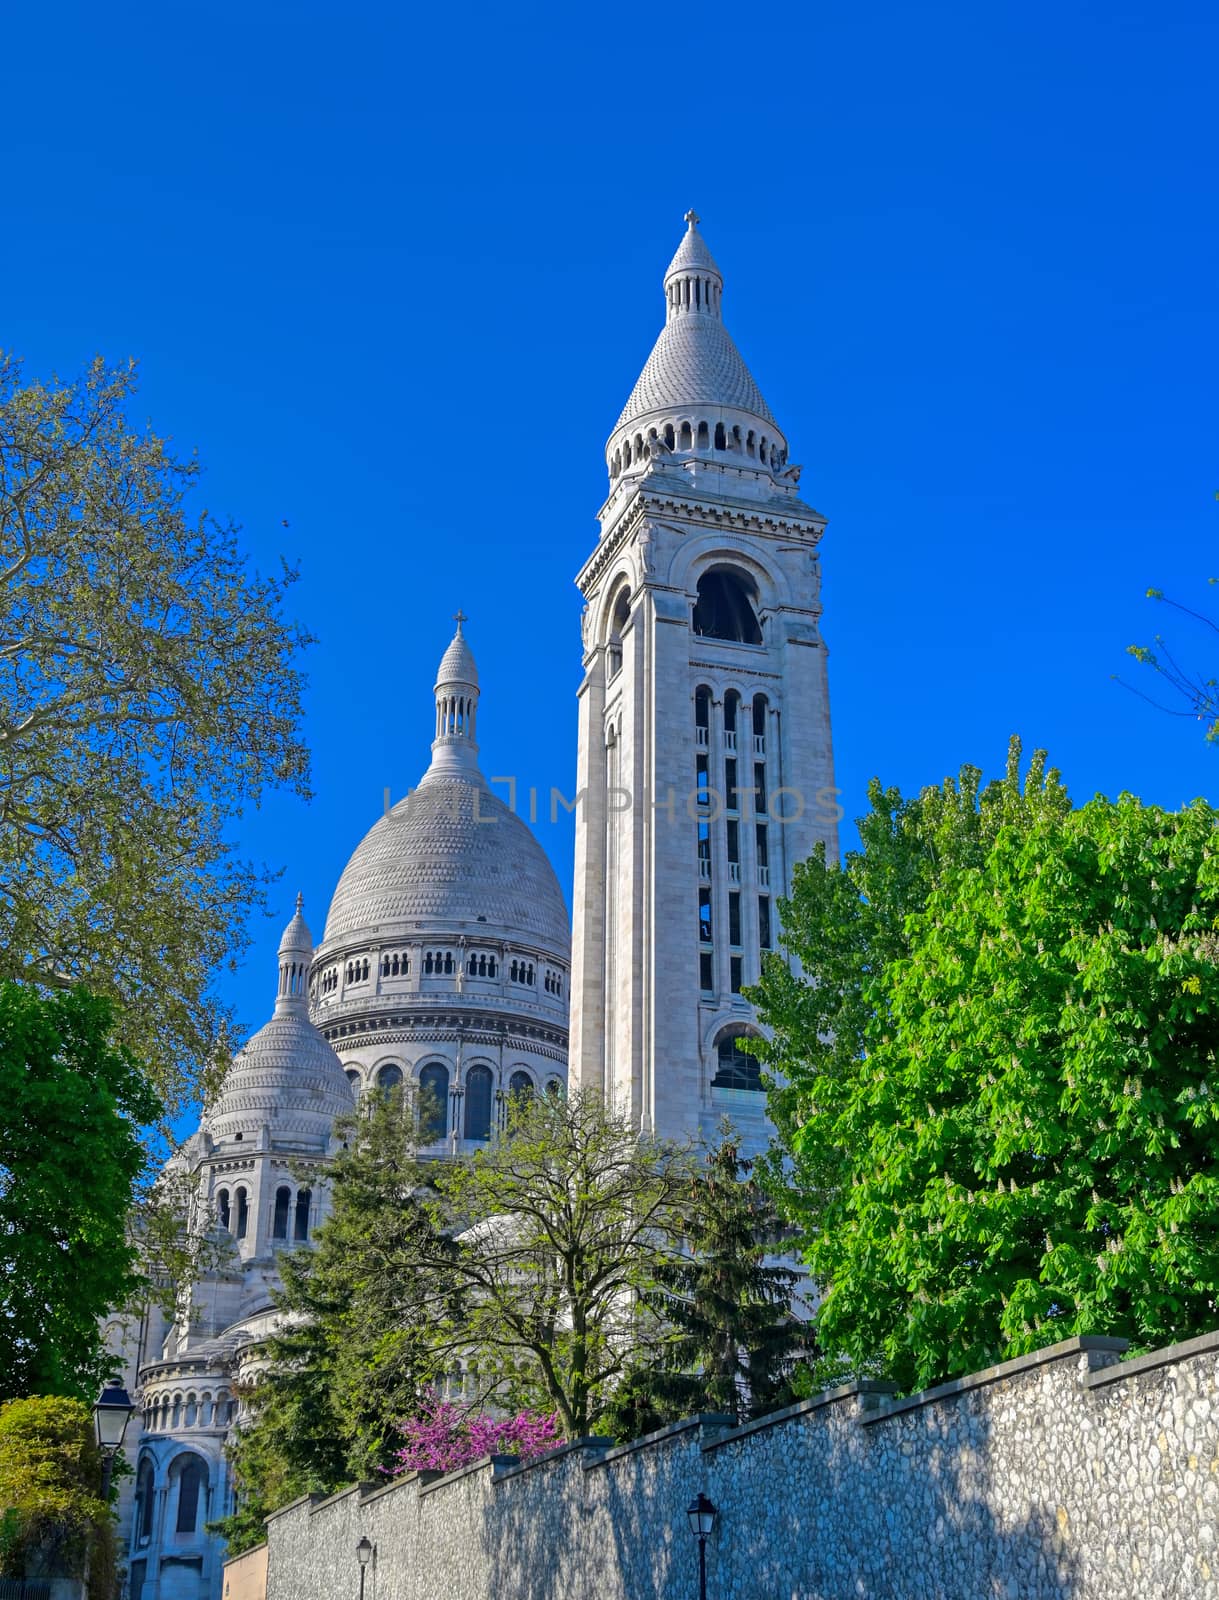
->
[604,1128,803,1437]
[0,353,311,1112]
[0,1394,115,1599]
[213,1092,445,1553]
[423,1089,693,1437]
[0,983,160,1402]
[753,740,1219,1393]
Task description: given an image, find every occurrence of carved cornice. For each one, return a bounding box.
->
[580,485,826,596]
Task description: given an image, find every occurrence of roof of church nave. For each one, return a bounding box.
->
[612,211,779,438]
[202,894,354,1144]
[318,618,570,960]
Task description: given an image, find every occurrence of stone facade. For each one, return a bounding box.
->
[569,215,837,1153]
[237,1331,1219,1600]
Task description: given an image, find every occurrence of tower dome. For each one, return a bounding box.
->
[204,896,354,1145]
[606,211,790,488]
[318,618,569,961]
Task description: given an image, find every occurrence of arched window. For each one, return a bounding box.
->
[273,1186,291,1240]
[697,420,710,449]
[173,1456,207,1534]
[443,952,454,975]
[345,1067,361,1091]
[714,421,727,450]
[184,1393,197,1427]
[607,588,630,679]
[711,1032,762,1092]
[419,1062,449,1141]
[135,1459,155,1541]
[509,1070,533,1100]
[294,1188,311,1241]
[679,420,693,451]
[377,1063,404,1097]
[693,567,763,645]
[664,423,675,450]
[234,1188,249,1240]
[216,1188,230,1231]
[546,1076,566,1098]
[464,1065,493,1142]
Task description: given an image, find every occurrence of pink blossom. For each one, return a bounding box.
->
[389,1395,563,1475]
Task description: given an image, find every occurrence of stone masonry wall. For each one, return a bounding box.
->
[250,1332,1219,1600]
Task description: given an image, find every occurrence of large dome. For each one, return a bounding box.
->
[322,777,570,958]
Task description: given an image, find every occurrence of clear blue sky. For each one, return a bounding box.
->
[4,2,1216,1095]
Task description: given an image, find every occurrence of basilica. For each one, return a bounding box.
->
[113,213,837,1600]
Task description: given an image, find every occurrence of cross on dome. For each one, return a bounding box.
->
[453,608,468,630]
[684,208,700,226]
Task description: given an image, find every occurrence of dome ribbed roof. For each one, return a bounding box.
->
[614,315,776,432]
[321,780,570,957]
[436,621,478,688]
[204,1012,355,1143]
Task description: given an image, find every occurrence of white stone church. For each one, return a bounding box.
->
[113,214,837,1600]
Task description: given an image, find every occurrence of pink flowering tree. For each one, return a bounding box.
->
[390,1395,562,1475]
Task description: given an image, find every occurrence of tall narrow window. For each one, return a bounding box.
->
[759,898,772,951]
[723,691,739,752]
[464,1065,493,1142]
[419,1062,449,1141]
[754,762,767,816]
[174,1458,206,1534]
[699,951,714,993]
[731,956,744,994]
[728,892,742,947]
[696,752,710,808]
[694,686,710,749]
[272,1186,291,1240]
[725,758,738,812]
[699,888,713,943]
[136,1461,154,1541]
[753,694,768,752]
[216,1189,230,1231]
[294,1189,311,1242]
[509,1069,533,1100]
[726,819,740,865]
[235,1189,248,1240]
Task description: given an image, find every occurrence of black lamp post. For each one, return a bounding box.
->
[93,1385,136,1499]
[356,1535,374,1600]
[686,1492,718,1600]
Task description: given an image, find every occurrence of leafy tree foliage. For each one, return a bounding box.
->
[213,1093,445,1553]
[0,1394,115,1598]
[603,1128,803,1436]
[753,740,1219,1392]
[0,353,312,1111]
[0,983,159,1402]
[423,1088,693,1438]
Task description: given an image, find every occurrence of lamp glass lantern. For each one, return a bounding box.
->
[94,1385,136,1453]
[356,1537,374,1568]
[687,1492,718,1540]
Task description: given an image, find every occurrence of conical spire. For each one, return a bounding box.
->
[424,612,483,783]
[275,892,312,1014]
[606,212,786,484]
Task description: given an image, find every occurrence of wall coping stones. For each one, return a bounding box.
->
[703,1381,899,1453]
[306,1483,365,1516]
[418,1453,520,1496]
[1084,1327,1219,1389]
[861,1334,1131,1426]
[585,1414,735,1471]
[494,1437,613,1481]
[263,1491,326,1526]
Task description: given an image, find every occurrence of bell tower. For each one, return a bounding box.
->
[569,213,838,1149]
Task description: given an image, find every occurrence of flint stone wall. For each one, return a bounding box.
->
[252,1331,1219,1600]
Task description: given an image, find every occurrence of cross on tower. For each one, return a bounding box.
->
[684,209,700,227]
[453,609,468,629]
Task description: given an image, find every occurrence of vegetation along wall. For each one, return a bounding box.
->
[241,1331,1219,1600]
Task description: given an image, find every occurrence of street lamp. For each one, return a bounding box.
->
[356,1536,374,1600]
[93,1385,136,1499]
[686,1493,718,1600]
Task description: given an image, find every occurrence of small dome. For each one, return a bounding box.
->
[322,779,569,958]
[435,616,478,689]
[204,899,354,1144]
[204,1012,355,1144]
